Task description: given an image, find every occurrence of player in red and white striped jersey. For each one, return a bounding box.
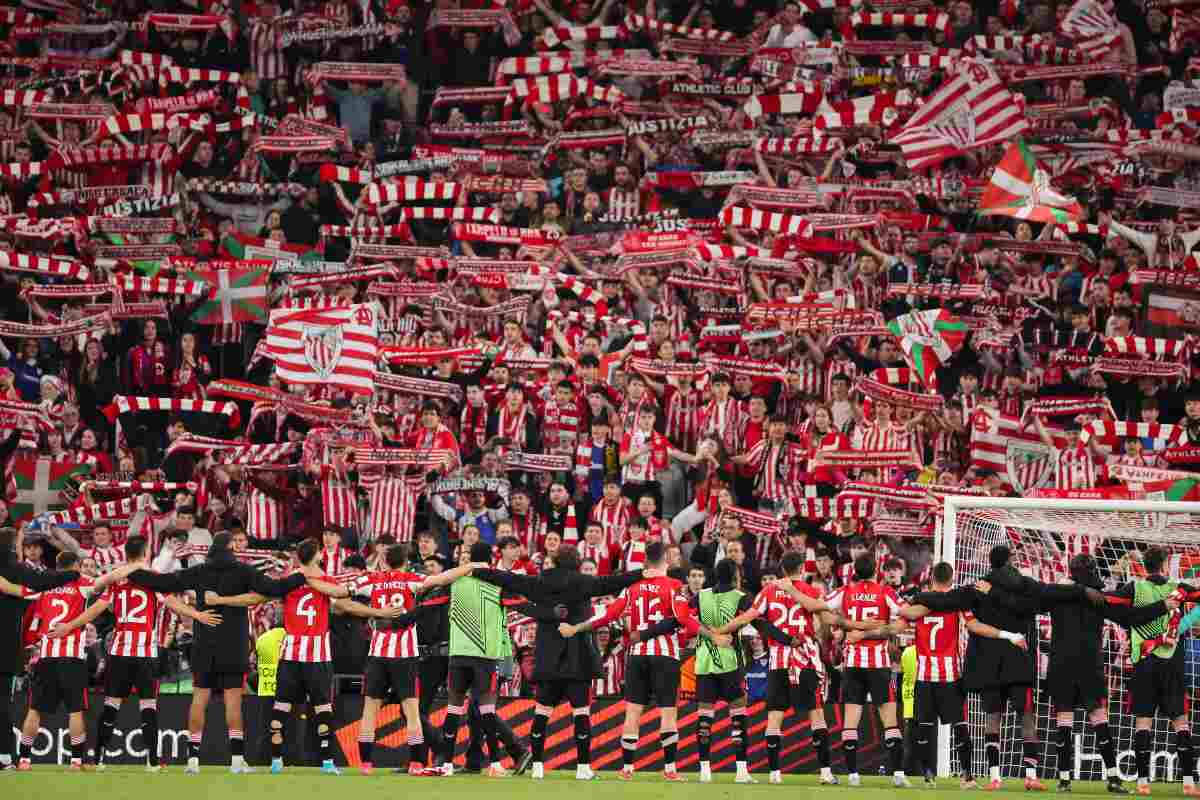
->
[205,539,401,775]
[563,542,714,782]
[896,562,1026,788]
[351,546,475,776]
[86,537,222,770]
[824,555,908,787]
[718,552,881,785]
[3,550,132,770]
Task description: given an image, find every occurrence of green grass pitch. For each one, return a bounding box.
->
[4,767,1174,799]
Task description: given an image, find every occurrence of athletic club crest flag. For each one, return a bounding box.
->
[890,60,1029,172]
[265,303,380,394]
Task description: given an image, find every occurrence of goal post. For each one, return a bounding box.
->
[935,496,1200,781]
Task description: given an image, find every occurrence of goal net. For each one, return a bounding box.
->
[936,496,1200,783]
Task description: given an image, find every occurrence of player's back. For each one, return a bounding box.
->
[624,575,685,659]
[914,608,967,681]
[835,579,901,669]
[359,569,423,659]
[31,577,93,659]
[361,569,421,613]
[753,579,820,670]
[281,579,332,662]
[105,581,163,659]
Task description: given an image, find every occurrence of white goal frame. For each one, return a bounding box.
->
[935,495,1200,779]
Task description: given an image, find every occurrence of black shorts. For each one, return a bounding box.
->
[30,658,88,714]
[841,667,895,706]
[275,660,334,705]
[1131,655,1186,719]
[696,670,745,705]
[363,657,418,701]
[766,668,822,712]
[104,656,159,700]
[625,654,680,708]
[915,681,966,725]
[1047,664,1106,712]
[193,670,245,691]
[535,679,591,709]
[982,684,1032,715]
[447,656,498,698]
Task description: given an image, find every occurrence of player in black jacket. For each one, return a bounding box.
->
[0,527,81,769]
[113,532,308,774]
[470,543,643,780]
[978,553,1172,795]
[911,545,1044,790]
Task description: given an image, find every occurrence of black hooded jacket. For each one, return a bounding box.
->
[987,561,1168,676]
[471,567,643,681]
[128,546,305,673]
[0,548,79,673]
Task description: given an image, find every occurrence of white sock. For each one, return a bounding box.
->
[665,762,676,772]
[990,766,1001,780]
[770,770,781,777]
[491,762,504,769]
[700,760,710,769]
[189,756,200,766]
[895,771,905,778]
[736,761,748,771]
[1107,767,1118,778]
[1138,778,1149,786]
[232,755,246,767]
[1060,771,1071,780]
[1025,766,1037,780]
[1186,776,1196,787]
[821,767,832,778]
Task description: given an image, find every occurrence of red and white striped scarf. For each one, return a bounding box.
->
[720,205,814,236]
[113,275,208,297]
[99,112,208,140]
[814,91,912,132]
[539,24,622,50]
[144,13,223,31]
[849,11,951,36]
[622,13,735,41]
[1079,421,1184,448]
[308,61,407,82]
[103,397,240,427]
[792,497,875,519]
[502,75,625,118]
[363,177,460,206]
[352,448,452,468]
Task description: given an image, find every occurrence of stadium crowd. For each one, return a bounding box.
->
[3,0,1200,787]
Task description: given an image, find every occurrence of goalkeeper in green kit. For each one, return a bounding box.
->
[437,542,532,777]
[691,559,756,783]
[1108,547,1193,796]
